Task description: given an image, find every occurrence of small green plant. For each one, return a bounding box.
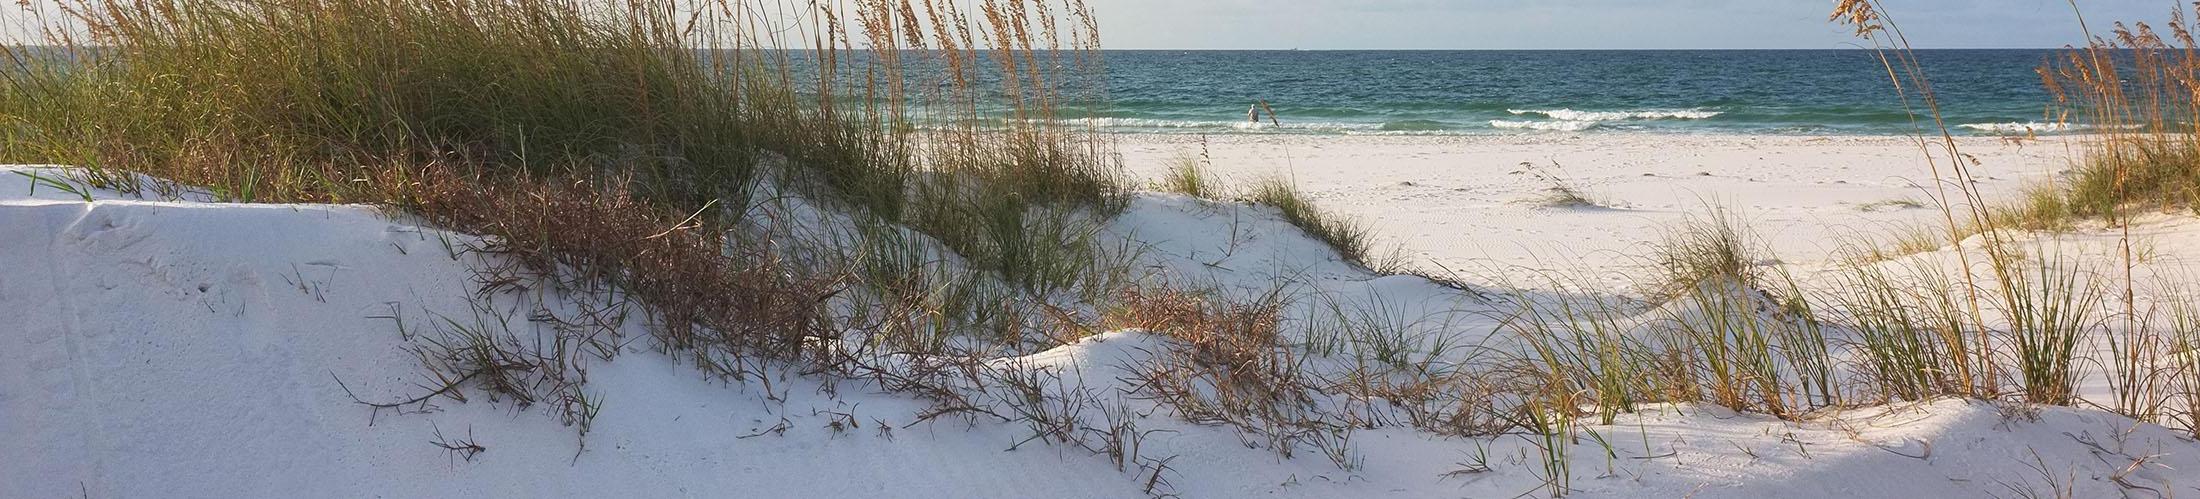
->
[1854,198,1925,212]
[1504,285,1650,425]
[1520,161,1604,209]
[1825,262,1960,402]
[1995,185,2079,232]
[1159,153,1217,198]
[12,170,94,202]
[1768,268,1841,408]
[1516,396,1573,498]
[1657,278,1793,416]
[1440,440,1495,479]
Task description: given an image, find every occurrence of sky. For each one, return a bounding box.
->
[1083,0,2173,50]
[1,0,2176,49]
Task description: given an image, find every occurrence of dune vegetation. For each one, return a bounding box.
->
[8,0,2200,497]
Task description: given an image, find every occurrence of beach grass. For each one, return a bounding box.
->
[17,0,2200,482]
[1471,0,2200,423]
[0,0,1167,455]
[1246,174,1379,268]
[1521,161,1606,210]
[1160,152,1220,199]
[1647,204,1759,293]
[2035,18,2200,222]
[0,0,1132,339]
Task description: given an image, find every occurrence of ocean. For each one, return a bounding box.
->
[1087,50,2062,136]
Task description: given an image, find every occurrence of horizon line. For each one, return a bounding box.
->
[1094,47,2079,51]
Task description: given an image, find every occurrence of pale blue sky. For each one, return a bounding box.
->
[1086,0,2172,49]
[1,0,2173,49]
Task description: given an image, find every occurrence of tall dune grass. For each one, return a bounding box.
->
[1827,1,2200,419]
[2036,9,2200,220]
[2016,4,2200,430]
[0,0,1158,453]
[0,0,1130,318]
[6,1,764,203]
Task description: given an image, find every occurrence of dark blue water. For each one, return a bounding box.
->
[1089,50,2062,135]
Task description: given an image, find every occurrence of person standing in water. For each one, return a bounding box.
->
[1247,100,1281,126]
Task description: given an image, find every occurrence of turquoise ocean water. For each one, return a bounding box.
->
[1086,50,2063,136]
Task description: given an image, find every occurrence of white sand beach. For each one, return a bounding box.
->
[15,135,2200,498]
[1118,133,2081,278]
[11,1,2200,496]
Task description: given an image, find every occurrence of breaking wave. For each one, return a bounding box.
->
[1506,108,1724,121]
[1489,119,1601,132]
[1955,122,2070,134]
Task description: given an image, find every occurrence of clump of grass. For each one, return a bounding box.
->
[2038,15,2200,220]
[1821,258,1984,401]
[1854,198,1925,212]
[1993,185,2081,232]
[1534,185,1602,210]
[1159,153,1218,198]
[2064,144,2200,218]
[1768,269,1842,408]
[905,184,1118,296]
[1156,137,1220,199]
[1111,286,1360,466]
[1510,395,1573,498]
[2106,278,2174,423]
[404,168,846,362]
[1644,204,1760,300]
[1,0,1138,335]
[1246,174,1376,267]
[1107,287,1290,383]
[1652,270,1794,417]
[2160,281,2200,438]
[1835,1,2120,410]
[1139,139,1411,274]
[1496,205,1847,422]
[1495,273,1656,425]
[1837,2,2032,392]
[2002,248,2105,406]
[1520,161,1605,209]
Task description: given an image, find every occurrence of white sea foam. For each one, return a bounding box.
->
[1073,117,1240,129]
[1489,119,1600,132]
[1955,122,2071,134]
[1507,108,1724,121]
[1067,117,1392,132]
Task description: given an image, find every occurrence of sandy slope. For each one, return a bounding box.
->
[0,169,1152,498]
[6,130,2200,499]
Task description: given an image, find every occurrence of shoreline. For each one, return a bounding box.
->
[1104,130,2095,142]
[1075,125,2085,138]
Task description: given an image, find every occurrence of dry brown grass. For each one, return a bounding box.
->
[1106,286,1360,468]
[1107,287,1294,408]
[403,166,842,360]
